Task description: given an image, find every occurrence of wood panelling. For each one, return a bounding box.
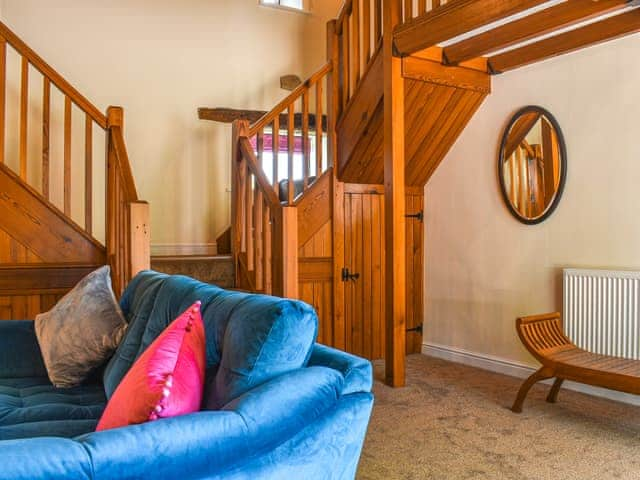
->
[0,264,98,320]
[0,293,63,321]
[337,59,490,188]
[296,170,333,248]
[0,229,42,263]
[0,163,105,264]
[299,257,333,346]
[299,221,332,258]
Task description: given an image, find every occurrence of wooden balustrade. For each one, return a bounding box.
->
[247,62,333,206]
[0,20,149,296]
[332,0,446,118]
[232,120,297,298]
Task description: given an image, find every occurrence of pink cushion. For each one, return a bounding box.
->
[96,301,206,431]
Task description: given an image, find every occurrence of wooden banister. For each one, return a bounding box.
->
[0,21,107,128]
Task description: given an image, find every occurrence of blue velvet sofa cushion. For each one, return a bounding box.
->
[0,378,105,440]
[103,271,319,409]
[0,321,106,441]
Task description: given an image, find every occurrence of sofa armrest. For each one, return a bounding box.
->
[0,437,92,480]
[78,366,343,480]
[307,344,373,395]
[0,321,48,379]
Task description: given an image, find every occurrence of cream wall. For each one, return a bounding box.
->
[424,34,640,367]
[0,0,342,251]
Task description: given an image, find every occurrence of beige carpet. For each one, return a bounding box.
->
[358,355,640,480]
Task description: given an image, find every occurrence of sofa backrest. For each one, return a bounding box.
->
[103,271,318,409]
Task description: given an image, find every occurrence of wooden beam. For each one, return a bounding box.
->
[394,0,548,56]
[384,0,406,388]
[490,9,640,73]
[198,107,328,132]
[403,55,491,93]
[444,0,632,65]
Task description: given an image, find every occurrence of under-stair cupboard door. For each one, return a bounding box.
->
[342,186,386,360]
[341,186,424,360]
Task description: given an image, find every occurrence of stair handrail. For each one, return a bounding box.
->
[0,21,107,128]
[106,107,150,296]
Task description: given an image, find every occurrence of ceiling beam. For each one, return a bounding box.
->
[443,0,633,65]
[489,8,640,73]
[393,0,549,57]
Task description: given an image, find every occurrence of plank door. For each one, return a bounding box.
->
[341,187,424,360]
[342,189,385,360]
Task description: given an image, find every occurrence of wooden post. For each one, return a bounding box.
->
[281,206,298,299]
[327,20,340,168]
[231,119,250,285]
[127,201,150,278]
[383,0,406,387]
[272,206,298,299]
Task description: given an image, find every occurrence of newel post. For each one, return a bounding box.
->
[231,120,250,281]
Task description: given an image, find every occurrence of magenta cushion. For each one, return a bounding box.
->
[96,301,206,431]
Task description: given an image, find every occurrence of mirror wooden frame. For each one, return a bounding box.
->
[498,106,567,225]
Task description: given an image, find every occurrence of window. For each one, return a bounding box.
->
[260,0,308,13]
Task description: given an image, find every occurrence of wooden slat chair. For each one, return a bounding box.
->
[512,312,640,413]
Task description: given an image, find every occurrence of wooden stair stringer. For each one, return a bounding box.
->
[0,162,106,264]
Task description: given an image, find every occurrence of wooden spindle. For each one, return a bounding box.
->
[404,0,412,21]
[254,188,263,290]
[352,0,361,86]
[85,114,93,234]
[272,117,279,189]
[245,172,254,271]
[257,129,264,172]
[42,78,50,199]
[342,18,350,108]
[239,160,247,252]
[287,104,295,205]
[418,0,426,14]
[19,56,28,180]
[375,0,382,44]
[433,0,441,9]
[0,38,5,164]
[302,91,310,189]
[363,0,371,63]
[64,96,72,216]
[316,79,324,172]
[264,203,272,294]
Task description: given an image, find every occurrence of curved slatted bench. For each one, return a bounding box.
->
[512,312,640,413]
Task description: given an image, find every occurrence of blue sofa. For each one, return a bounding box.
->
[0,271,374,479]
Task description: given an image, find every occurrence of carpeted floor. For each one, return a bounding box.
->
[358,355,640,480]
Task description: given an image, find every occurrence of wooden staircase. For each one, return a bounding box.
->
[210,0,640,386]
[0,21,149,319]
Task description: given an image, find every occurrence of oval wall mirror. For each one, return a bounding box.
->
[498,106,567,225]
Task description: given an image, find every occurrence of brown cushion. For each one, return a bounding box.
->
[35,266,127,388]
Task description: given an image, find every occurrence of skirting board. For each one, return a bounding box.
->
[422,342,640,407]
[151,243,217,257]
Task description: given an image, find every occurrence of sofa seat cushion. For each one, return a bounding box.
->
[0,377,105,441]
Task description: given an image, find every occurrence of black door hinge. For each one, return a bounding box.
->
[406,324,423,335]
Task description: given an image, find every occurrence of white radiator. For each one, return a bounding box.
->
[564,269,640,359]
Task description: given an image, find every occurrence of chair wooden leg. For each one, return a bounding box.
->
[511,368,553,413]
[546,378,564,404]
